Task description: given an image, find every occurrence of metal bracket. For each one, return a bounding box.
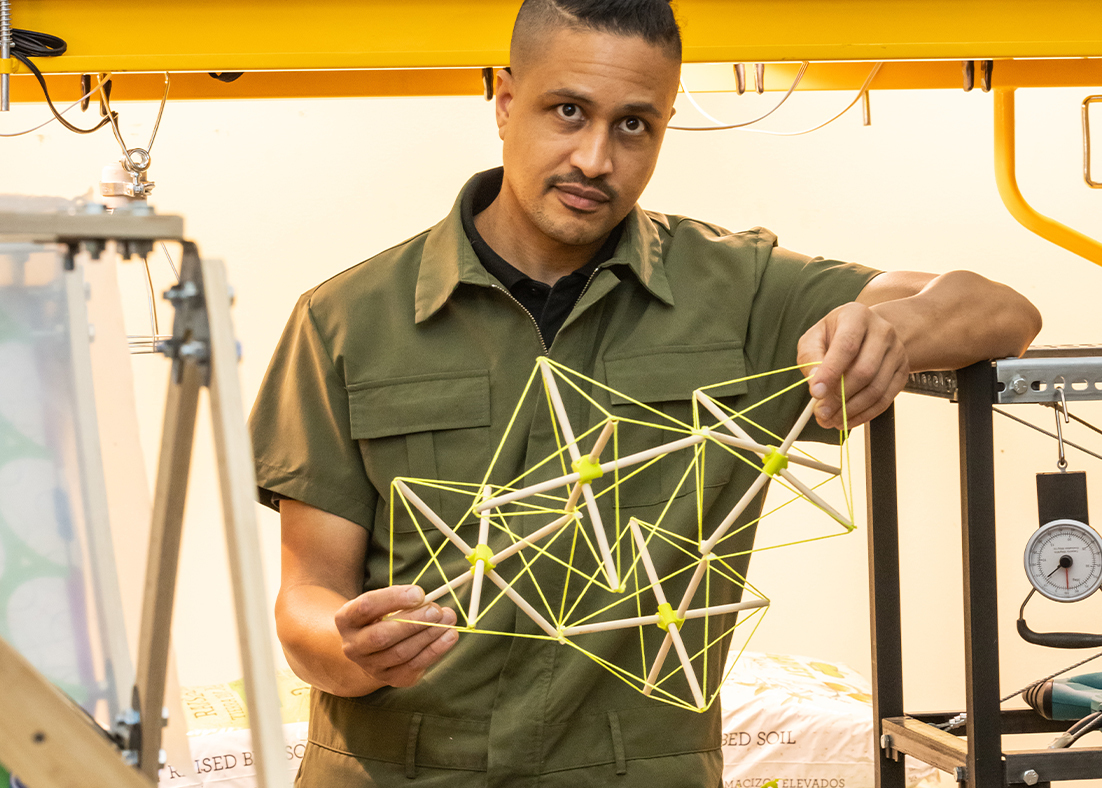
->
[1084,95,1102,188]
[159,242,212,386]
[995,355,1102,404]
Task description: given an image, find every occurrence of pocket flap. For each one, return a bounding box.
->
[348,371,491,439]
[605,344,747,405]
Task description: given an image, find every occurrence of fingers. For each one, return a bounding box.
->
[798,302,910,430]
[335,585,459,688]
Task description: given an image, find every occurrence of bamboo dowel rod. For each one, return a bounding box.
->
[491,512,577,564]
[776,468,853,528]
[477,433,706,512]
[582,482,619,589]
[468,561,486,625]
[704,429,839,474]
[539,358,583,460]
[700,471,770,556]
[486,570,560,639]
[422,570,472,605]
[668,621,706,708]
[695,391,758,443]
[396,480,471,556]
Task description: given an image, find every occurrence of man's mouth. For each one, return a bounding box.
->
[553,182,611,211]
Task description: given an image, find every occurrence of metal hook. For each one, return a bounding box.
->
[1054,386,1070,471]
[755,63,765,94]
[734,63,746,95]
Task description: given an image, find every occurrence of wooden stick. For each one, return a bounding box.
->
[395,480,472,557]
[0,636,154,788]
[203,256,289,788]
[486,569,560,639]
[477,433,706,512]
[562,599,769,637]
[467,488,493,625]
[699,470,772,556]
[136,356,201,779]
[491,512,577,564]
[703,430,840,474]
[695,391,758,444]
[777,468,853,528]
[422,569,473,605]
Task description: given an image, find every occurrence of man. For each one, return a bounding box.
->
[250,1,1041,786]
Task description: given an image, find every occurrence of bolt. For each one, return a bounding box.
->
[880,734,892,750]
[955,766,967,783]
[1010,376,1029,395]
[1022,769,1039,786]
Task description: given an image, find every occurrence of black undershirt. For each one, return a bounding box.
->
[461,169,624,347]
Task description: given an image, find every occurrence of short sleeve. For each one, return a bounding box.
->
[248,293,377,530]
[745,241,881,444]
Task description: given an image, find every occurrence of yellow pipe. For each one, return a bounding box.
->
[994,88,1102,267]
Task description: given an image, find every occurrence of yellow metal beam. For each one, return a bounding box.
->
[6,0,1102,74]
[993,88,1102,268]
[10,59,1102,105]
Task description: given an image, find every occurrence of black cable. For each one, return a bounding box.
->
[10,28,115,135]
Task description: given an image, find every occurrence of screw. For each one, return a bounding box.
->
[1022,769,1039,786]
[954,766,967,783]
[1010,376,1029,395]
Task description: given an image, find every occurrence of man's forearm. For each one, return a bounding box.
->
[276,585,386,697]
[867,269,1041,372]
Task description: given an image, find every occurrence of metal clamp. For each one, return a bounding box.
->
[1084,95,1102,188]
[159,242,213,385]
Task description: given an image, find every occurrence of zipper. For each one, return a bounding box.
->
[490,265,606,357]
[491,284,549,355]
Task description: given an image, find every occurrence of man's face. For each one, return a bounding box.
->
[494,28,680,249]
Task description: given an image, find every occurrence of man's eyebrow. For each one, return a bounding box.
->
[543,89,664,119]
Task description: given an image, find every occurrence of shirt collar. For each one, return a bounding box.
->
[414,168,674,323]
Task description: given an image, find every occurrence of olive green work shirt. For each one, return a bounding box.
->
[249,171,879,788]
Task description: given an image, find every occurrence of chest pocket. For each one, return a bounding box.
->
[348,371,491,534]
[604,344,747,508]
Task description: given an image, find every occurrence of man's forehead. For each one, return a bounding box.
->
[515,28,680,105]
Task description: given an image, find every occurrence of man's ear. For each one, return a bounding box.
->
[494,68,515,141]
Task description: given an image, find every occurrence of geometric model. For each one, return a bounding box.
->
[389,357,855,712]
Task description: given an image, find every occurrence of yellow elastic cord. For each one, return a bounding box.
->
[572,455,604,484]
[467,544,496,572]
[656,603,684,632]
[761,448,788,477]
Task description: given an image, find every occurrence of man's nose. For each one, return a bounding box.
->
[569,127,613,179]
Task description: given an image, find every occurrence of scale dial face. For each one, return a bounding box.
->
[1024,518,1102,602]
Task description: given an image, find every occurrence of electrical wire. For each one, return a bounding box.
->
[7,29,117,134]
[741,63,882,137]
[669,63,809,131]
[1050,710,1102,749]
[0,72,108,137]
[670,62,881,135]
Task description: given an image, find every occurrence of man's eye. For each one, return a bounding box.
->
[557,103,580,119]
[619,116,646,134]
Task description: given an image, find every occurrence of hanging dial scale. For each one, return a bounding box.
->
[1023,518,1102,602]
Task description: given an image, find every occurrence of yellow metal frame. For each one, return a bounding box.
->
[994,89,1102,267]
[4,0,1102,74]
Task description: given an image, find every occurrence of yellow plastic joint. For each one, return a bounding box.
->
[656,603,684,632]
[467,544,495,572]
[761,448,789,477]
[572,456,604,484]
[0,58,12,75]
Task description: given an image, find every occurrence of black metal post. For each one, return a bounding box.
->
[866,404,906,788]
[957,361,1004,788]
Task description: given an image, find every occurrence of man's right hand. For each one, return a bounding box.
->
[335,585,458,688]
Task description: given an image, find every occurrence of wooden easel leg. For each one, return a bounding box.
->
[134,357,202,779]
[0,635,153,788]
[203,257,288,788]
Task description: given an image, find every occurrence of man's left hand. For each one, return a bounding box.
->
[797,301,909,430]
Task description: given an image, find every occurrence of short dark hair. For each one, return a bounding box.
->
[511,0,682,68]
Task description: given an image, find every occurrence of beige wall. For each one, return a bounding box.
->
[2,80,1101,723]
